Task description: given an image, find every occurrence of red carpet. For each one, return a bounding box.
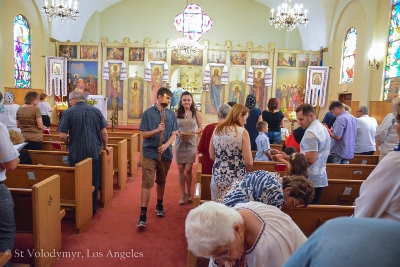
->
[12,159,197,267]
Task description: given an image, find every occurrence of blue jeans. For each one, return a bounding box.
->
[0,184,16,267]
[331,153,350,164]
[267,131,282,144]
[313,187,325,204]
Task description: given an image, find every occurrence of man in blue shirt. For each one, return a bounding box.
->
[137,87,178,228]
[170,83,184,110]
[58,91,110,216]
[329,101,357,164]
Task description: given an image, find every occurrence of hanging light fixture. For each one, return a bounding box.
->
[269,0,308,31]
[42,0,80,23]
[171,36,199,57]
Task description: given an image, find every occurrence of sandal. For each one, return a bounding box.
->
[179,194,185,205]
[186,193,192,203]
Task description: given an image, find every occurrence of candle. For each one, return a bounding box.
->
[163,93,167,103]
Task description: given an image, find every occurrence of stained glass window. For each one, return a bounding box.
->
[174,3,212,41]
[384,0,400,100]
[13,14,31,88]
[341,27,357,84]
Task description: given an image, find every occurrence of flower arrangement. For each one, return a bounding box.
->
[87,99,98,106]
[56,101,68,110]
[280,107,287,113]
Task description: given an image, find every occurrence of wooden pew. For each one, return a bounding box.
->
[11,175,64,267]
[28,149,114,208]
[5,159,93,233]
[108,131,142,163]
[42,133,62,142]
[109,139,128,190]
[41,140,127,190]
[320,179,363,205]
[282,205,355,237]
[326,163,375,180]
[250,161,287,176]
[108,133,139,176]
[42,141,67,151]
[349,154,379,165]
[0,252,11,267]
[250,144,284,159]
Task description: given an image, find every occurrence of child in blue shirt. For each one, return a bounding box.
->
[255,121,272,161]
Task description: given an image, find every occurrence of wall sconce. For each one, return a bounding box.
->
[368,57,379,70]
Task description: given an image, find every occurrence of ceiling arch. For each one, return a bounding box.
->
[255,0,328,50]
[34,0,328,50]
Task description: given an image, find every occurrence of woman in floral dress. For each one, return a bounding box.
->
[209,104,253,201]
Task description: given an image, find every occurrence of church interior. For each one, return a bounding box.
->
[0,0,395,127]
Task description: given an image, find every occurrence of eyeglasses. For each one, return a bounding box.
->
[392,119,399,126]
[356,110,363,113]
[205,246,230,261]
[68,98,76,102]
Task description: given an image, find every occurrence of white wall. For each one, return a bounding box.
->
[82,0,303,49]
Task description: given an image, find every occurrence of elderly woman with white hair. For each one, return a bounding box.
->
[0,91,21,132]
[185,201,306,267]
[375,97,400,161]
[198,103,232,175]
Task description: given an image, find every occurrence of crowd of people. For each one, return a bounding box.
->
[2,86,400,267]
[188,93,400,266]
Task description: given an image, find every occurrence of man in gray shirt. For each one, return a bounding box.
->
[355,106,378,155]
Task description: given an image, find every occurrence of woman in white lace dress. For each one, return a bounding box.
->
[209,104,253,201]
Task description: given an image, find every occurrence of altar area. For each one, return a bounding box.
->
[57,37,322,128]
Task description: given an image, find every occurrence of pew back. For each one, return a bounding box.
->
[108,133,139,176]
[250,161,287,175]
[5,158,93,233]
[28,149,114,208]
[320,179,363,205]
[109,139,128,190]
[282,205,354,237]
[326,163,375,180]
[10,175,62,267]
[349,154,379,165]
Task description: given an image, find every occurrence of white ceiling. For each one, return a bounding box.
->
[34,0,328,50]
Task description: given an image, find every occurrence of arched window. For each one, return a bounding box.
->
[174,3,212,41]
[341,27,357,84]
[13,14,31,88]
[384,0,400,100]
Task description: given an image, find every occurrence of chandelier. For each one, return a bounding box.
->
[171,36,199,57]
[42,0,80,23]
[269,0,308,31]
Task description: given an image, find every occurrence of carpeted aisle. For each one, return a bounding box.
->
[12,159,197,267]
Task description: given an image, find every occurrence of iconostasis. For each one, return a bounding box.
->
[57,37,320,125]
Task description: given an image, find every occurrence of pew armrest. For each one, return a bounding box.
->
[60,209,66,219]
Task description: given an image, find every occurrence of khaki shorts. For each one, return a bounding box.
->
[141,157,172,189]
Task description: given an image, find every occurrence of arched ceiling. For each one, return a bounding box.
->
[255,0,328,50]
[34,0,328,50]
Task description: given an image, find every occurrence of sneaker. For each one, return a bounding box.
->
[156,205,164,217]
[137,214,147,227]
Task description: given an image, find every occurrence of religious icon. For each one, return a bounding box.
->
[312,73,322,85]
[52,63,61,75]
